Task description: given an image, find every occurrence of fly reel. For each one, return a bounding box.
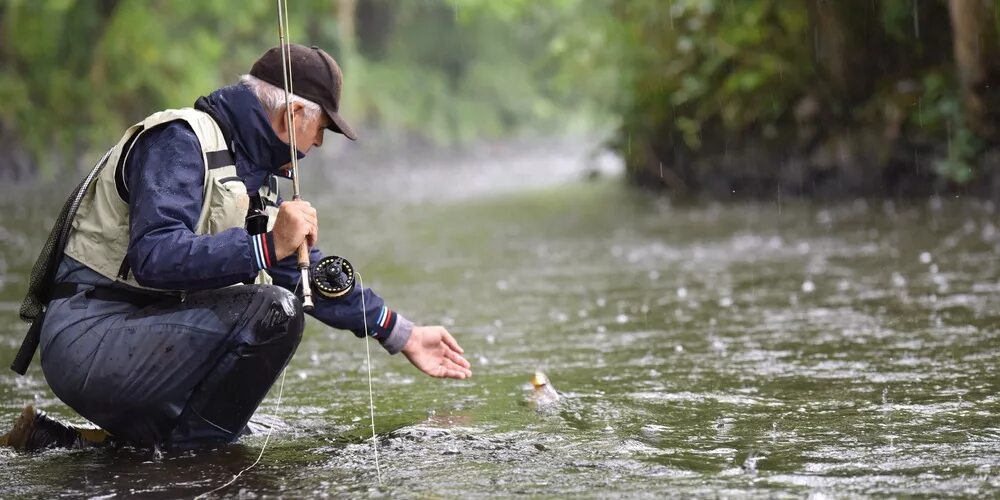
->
[310,255,356,299]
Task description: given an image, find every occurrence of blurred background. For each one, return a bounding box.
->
[2,0,999,197]
[1,1,999,497]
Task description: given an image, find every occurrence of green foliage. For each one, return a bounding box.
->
[0,0,291,176]
[5,0,996,191]
[602,0,1000,191]
[0,0,594,178]
[917,72,983,185]
[615,0,813,152]
[934,125,981,184]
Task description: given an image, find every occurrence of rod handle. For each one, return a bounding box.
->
[298,243,314,311]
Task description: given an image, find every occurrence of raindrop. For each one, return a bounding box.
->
[496,280,509,291]
[741,451,759,474]
[677,287,688,298]
[719,296,733,307]
[891,272,907,288]
[801,280,816,293]
[596,297,607,307]
[816,210,833,225]
[929,196,943,211]
[615,314,629,324]
[919,252,932,264]
[674,344,684,353]
[648,270,660,281]
[711,339,726,353]
[486,335,496,345]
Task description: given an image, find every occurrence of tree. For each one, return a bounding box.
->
[947,0,1000,138]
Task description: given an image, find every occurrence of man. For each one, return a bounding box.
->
[2,44,472,450]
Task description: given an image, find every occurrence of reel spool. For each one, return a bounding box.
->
[310,255,356,299]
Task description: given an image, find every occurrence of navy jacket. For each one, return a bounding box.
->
[61,83,411,353]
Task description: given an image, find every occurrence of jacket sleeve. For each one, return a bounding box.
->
[267,239,414,355]
[124,122,278,290]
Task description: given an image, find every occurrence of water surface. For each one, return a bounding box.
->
[0,153,997,497]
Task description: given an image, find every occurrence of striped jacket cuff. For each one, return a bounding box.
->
[372,305,398,341]
[250,231,278,270]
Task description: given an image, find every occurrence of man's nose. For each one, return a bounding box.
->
[314,130,325,147]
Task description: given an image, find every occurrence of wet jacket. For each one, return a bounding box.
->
[56,83,412,353]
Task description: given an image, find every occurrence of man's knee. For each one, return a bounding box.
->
[247,285,304,346]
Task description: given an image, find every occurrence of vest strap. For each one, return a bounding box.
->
[206,150,234,170]
[114,127,144,203]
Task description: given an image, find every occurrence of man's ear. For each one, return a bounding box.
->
[290,101,306,119]
[272,106,290,137]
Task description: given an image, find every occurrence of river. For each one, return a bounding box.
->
[0,142,997,497]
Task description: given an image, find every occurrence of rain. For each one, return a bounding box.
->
[0,0,999,498]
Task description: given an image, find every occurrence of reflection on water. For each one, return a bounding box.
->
[0,168,998,496]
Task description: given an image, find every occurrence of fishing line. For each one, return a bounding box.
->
[194,368,287,499]
[356,272,384,485]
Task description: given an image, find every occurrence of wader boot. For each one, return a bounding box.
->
[0,405,112,451]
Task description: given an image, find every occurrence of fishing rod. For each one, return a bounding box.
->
[276,1,358,308]
[277,0,315,311]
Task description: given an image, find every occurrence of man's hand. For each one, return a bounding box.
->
[401,326,472,380]
[272,200,318,260]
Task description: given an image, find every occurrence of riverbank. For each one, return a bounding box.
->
[624,127,1000,201]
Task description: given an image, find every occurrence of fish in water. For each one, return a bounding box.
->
[529,371,560,407]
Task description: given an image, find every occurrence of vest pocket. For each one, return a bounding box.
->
[207,177,250,234]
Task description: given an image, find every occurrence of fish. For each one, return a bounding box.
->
[529,371,561,407]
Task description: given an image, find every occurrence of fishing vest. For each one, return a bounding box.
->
[63,108,278,291]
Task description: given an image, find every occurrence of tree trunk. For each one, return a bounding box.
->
[336,0,357,51]
[807,0,886,107]
[947,0,1000,137]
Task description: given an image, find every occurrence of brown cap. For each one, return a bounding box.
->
[250,44,357,140]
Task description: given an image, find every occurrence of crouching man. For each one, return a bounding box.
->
[3,44,471,451]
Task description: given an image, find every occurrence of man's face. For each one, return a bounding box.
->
[273,103,327,168]
[294,110,328,154]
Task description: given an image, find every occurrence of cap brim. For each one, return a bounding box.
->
[324,107,357,141]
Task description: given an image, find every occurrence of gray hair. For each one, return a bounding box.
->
[241,74,322,121]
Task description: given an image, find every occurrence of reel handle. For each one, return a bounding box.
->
[310,255,356,300]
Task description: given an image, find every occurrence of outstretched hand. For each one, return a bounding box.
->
[401,326,472,380]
